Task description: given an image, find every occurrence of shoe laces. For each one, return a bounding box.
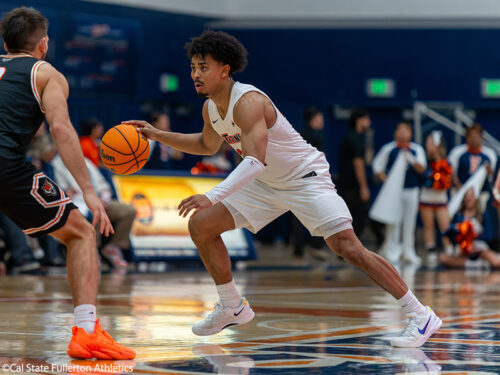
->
[98,329,124,349]
[204,302,224,322]
[400,315,420,337]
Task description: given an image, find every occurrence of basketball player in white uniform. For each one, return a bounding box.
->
[125,31,441,348]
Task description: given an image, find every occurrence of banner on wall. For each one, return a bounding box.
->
[112,173,255,260]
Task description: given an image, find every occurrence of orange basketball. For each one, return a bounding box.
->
[100,124,150,175]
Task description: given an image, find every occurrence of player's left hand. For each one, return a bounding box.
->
[178,194,213,218]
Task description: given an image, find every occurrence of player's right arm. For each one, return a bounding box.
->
[124,101,223,155]
[38,64,113,236]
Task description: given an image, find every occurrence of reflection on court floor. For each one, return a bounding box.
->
[0,266,499,374]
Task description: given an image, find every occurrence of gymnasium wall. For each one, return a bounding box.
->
[1,0,500,171]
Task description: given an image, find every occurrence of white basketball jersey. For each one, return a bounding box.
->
[207,82,330,185]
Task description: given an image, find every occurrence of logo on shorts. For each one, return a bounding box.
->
[41,180,57,196]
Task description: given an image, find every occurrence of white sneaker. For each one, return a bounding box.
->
[402,248,422,266]
[192,344,255,374]
[391,306,442,347]
[426,252,438,268]
[382,245,403,265]
[192,298,255,336]
[389,348,441,374]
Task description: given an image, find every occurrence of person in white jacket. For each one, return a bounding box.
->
[372,122,427,265]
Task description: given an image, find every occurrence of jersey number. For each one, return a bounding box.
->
[0,67,5,80]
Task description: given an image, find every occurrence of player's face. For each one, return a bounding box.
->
[190,55,228,98]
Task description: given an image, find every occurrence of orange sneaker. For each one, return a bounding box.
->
[67,319,136,360]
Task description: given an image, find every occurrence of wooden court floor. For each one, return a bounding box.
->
[0,265,499,374]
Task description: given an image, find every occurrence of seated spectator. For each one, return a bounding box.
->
[28,123,67,266]
[46,145,136,270]
[79,118,104,168]
[440,188,500,269]
[0,225,6,276]
[192,143,236,174]
[144,112,183,170]
[448,123,499,250]
[0,252,5,276]
[0,213,41,274]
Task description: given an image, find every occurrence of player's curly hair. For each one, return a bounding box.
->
[185,30,248,76]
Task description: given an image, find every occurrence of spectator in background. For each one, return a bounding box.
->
[291,107,328,259]
[144,112,183,170]
[46,144,136,270]
[28,123,67,266]
[0,246,5,276]
[440,188,500,269]
[301,107,325,150]
[492,169,500,250]
[79,118,104,168]
[338,109,371,238]
[419,131,453,265]
[448,123,498,249]
[448,123,497,190]
[372,122,426,265]
[198,143,236,173]
[0,213,41,274]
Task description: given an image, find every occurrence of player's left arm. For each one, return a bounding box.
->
[178,93,268,218]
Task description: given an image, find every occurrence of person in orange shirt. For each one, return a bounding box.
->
[79,118,104,167]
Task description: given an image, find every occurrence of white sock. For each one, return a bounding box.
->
[397,290,426,316]
[74,304,97,334]
[216,280,241,308]
[444,244,454,255]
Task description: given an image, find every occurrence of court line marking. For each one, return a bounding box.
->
[220,311,500,350]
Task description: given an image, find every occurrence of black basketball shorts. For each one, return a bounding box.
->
[0,160,77,237]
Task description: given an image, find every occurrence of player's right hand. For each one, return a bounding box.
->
[122,120,158,141]
[83,190,114,237]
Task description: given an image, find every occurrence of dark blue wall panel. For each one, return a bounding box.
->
[1,1,500,171]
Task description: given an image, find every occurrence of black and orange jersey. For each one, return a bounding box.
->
[0,55,45,160]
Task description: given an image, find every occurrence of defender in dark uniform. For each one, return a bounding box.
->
[0,7,135,359]
[0,55,77,234]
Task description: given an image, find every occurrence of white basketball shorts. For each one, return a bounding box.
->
[221,172,353,239]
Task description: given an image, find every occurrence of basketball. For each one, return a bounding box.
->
[100,124,150,175]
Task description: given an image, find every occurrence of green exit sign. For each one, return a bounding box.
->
[481,79,500,98]
[366,78,395,98]
[159,73,179,93]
